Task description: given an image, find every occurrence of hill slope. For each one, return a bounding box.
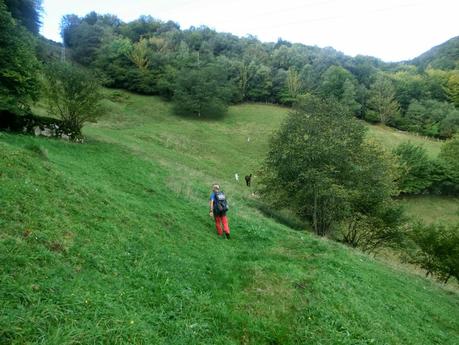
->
[1,91,458,344]
[410,36,459,70]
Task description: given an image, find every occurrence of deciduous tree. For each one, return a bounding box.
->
[43,62,103,138]
[286,67,301,100]
[408,222,459,283]
[367,74,400,124]
[260,94,400,239]
[173,61,231,118]
[0,1,40,114]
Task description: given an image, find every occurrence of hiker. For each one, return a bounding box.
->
[209,183,230,239]
[245,174,252,187]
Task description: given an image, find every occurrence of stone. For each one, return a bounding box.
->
[33,126,41,136]
[42,127,52,137]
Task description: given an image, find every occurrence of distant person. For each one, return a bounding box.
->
[235,173,239,182]
[209,183,230,239]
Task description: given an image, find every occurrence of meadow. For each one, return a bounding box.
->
[1,90,458,344]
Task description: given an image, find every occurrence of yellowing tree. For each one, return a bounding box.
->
[286,67,301,99]
[127,38,150,71]
[446,72,459,107]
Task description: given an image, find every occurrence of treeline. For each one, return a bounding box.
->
[61,12,459,136]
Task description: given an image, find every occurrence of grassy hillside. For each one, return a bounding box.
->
[366,124,443,158]
[399,196,459,224]
[1,91,458,344]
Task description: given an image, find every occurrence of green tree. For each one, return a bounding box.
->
[60,13,111,66]
[393,142,434,194]
[261,94,400,239]
[43,62,103,138]
[236,61,254,101]
[60,14,81,47]
[4,0,42,34]
[445,72,459,107]
[341,140,403,252]
[285,67,301,100]
[319,65,355,100]
[247,64,272,102]
[261,95,367,236]
[437,135,459,195]
[0,1,40,114]
[425,68,449,102]
[367,74,400,124]
[94,35,132,87]
[392,70,428,113]
[404,99,459,138]
[299,63,316,92]
[408,222,459,283]
[118,15,162,42]
[173,62,231,118]
[318,65,360,115]
[341,79,361,115]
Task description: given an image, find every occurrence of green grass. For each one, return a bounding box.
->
[400,196,459,224]
[1,91,458,344]
[367,123,443,158]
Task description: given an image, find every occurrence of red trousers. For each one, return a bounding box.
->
[214,215,230,236]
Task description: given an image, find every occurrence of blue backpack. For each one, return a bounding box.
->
[214,191,229,215]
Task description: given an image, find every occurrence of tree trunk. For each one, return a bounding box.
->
[313,187,318,235]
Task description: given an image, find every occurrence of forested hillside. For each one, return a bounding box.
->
[410,36,459,70]
[57,12,459,138]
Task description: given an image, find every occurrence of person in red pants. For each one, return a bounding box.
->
[209,183,230,239]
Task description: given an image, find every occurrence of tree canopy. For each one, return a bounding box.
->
[0,1,40,114]
[260,95,399,239]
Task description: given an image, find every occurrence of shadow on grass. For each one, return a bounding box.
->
[248,199,309,231]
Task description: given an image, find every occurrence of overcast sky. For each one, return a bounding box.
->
[40,0,458,62]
